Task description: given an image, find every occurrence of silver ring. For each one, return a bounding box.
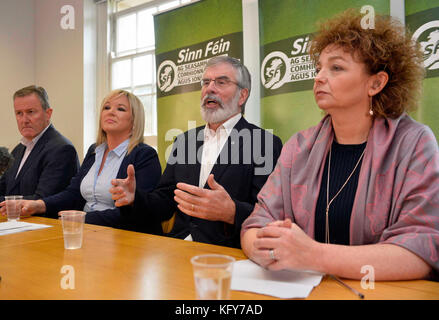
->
[269,249,276,261]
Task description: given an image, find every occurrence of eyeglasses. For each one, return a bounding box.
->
[200,77,242,89]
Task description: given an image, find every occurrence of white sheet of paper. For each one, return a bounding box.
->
[0,221,52,236]
[231,259,324,299]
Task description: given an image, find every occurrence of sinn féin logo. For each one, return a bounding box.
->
[412,20,439,70]
[157,60,178,93]
[261,51,290,90]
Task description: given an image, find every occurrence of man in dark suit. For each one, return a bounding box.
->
[0,85,79,213]
[110,57,282,248]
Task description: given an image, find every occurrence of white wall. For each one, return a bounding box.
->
[34,0,85,160]
[0,0,95,161]
[84,0,99,157]
[390,0,405,23]
[242,0,260,126]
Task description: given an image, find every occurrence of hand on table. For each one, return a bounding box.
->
[0,199,46,218]
[252,219,321,271]
[21,200,46,217]
[0,201,5,216]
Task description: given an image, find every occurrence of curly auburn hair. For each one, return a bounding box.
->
[309,9,425,118]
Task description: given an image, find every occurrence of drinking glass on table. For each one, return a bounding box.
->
[60,211,86,249]
[191,254,235,300]
[4,195,23,222]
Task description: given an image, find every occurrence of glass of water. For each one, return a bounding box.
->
[4,195,23,222]
[191,254,235,300]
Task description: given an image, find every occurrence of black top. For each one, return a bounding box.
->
[314,140,366,245]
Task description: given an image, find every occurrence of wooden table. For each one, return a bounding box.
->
[0,217,438,300]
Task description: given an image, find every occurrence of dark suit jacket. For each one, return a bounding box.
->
[122,117,283,247]
[43,143,162,232]
[0,125,79,202]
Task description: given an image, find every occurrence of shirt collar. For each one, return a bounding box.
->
[20,123,51,148]
[113,139,130,157]
[222,113,242,133]
[204,113,242,139]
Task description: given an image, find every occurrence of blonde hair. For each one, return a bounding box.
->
[96,90,145,154]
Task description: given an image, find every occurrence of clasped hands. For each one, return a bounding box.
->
[110,164,236,224]
[251,218,321,272]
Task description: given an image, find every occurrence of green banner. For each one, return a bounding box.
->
[154,0,243,168]
[156,32,243,98]
[406,1,439,138]
[259,0,390,143]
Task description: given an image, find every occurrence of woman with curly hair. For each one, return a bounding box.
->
[241,9,439,281]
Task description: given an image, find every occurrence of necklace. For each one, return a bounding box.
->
[325,144,366,244]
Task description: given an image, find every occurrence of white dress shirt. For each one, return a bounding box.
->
[199,113,242,188]
[16,123,51,178]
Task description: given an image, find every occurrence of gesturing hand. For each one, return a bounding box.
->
[110,164,136,207]
[174,174,236,224]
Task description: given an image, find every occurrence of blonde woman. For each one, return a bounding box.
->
[21,90,161,232]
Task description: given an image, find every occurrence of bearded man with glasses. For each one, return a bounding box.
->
[110,56,283,248]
